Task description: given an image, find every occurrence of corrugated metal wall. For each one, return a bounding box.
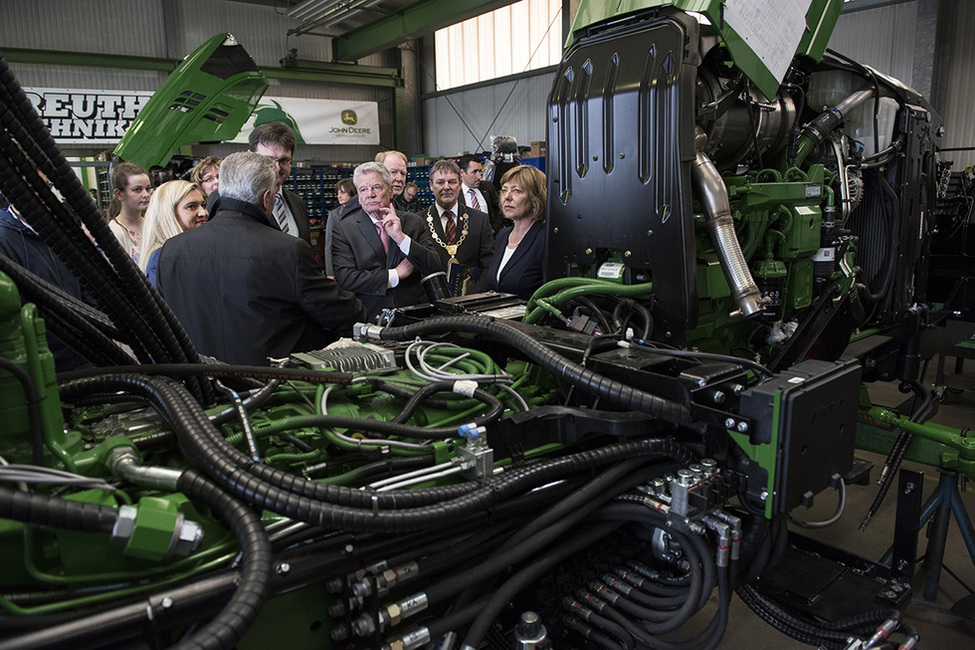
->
[421,2,928,159]
[0,0,398,164]
[421,67,555,156]
[943,2,975,170]
[827,1,918,86]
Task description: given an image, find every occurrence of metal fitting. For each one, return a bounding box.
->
[863,617,899,648]
[352,613,377,638]
[108,447,183,491]
[353,322,385,341]
[173,520,203,557]
[386,602,403,627]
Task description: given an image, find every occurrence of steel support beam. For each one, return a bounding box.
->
[0,48,403,88]
[333,0,517,62]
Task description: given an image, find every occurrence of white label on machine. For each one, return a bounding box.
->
[723,0,814,85]
[598,262,625,280]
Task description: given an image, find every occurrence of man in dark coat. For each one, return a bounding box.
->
[0,197,89,370]
[331,161,441,322]
[157,152,364,365]
[423,159,493,295]
[458,153,503,233]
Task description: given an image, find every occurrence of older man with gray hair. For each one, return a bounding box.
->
[331,161,440,321]
[157,151,364,365]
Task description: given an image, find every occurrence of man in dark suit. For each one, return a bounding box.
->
[458,154,503,233]
[157,152,364,365]
[250,121,311,244]
[424,159,493,293]
[332,162,441,322]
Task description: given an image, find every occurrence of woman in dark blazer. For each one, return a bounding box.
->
[481,165,547,300]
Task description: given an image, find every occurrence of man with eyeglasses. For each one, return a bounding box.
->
[248,121,311,244]
[331,161,440,321]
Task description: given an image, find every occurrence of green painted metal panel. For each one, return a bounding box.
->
[333,0,517,62]
[2,49,402,88]
[114,34,267,169]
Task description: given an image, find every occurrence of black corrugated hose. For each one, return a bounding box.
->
[57,373,691,534]
[174,469,272,650]
[0,55,211,403]
[0,472,271,650]
[0,252,134,366]
[0,484,117,532]
[371,315,698,430]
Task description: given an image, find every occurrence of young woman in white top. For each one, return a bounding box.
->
[107,162,151,263]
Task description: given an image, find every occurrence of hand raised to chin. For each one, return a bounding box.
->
[377,206,405,244]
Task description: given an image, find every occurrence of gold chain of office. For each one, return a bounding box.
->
[426,207,469,262]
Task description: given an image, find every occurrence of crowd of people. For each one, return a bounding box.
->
[1,120,549,367]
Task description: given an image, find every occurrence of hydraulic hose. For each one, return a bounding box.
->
[0,57,210,401]
[692,131,765,319]
[460,523,620,649]
[358,316,697,429]
[174,469,272,650]
[0,484,118,533]
[421,461,666,609]
[59,374,687,533]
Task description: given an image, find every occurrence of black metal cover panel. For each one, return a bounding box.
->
[740,358,861,514]
[546,13,698,341]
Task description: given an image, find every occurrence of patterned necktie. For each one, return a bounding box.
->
[444,210,456,245]
[376,221,389,254]
[468,188,481,212]
[274,192,290,234]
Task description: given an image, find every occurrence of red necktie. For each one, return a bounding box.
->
[376,222,388,253]
[444,210,456,245]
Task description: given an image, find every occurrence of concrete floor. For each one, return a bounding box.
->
[713,353,975,648]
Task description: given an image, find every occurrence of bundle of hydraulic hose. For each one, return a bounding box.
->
[0,52,210,402]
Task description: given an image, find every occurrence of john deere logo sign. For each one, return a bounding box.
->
[330,108,372,137]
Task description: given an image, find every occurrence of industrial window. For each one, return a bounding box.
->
[434,0,563,91]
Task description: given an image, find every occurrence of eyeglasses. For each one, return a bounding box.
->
[271,156,292,167]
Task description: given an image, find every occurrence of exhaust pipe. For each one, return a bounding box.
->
[692,128,765,318]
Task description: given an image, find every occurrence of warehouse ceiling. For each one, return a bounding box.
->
[220,0,517,60]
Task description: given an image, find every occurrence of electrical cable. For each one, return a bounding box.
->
[366,315,697,429]
[789,478,846,529]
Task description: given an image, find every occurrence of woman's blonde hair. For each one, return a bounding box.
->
[138,180,205,271]
[499,165,547,222]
